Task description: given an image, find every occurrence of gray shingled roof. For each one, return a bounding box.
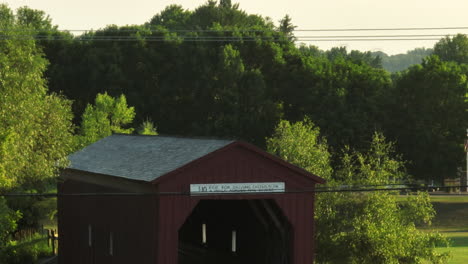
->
[68,135,234,182]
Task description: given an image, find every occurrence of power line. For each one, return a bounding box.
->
[294,26,468,32]
[1,26,468,32]
[295,34,459,38]
[0,28,465,42]
[1,34,458,38]
[2,185,467,197]
[0,36,449,42]
[297,38,442,42]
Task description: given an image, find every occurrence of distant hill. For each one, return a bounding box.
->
[372,48,433,72]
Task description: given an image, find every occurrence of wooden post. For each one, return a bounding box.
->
[51,230,56,255]
[465,130,468,192]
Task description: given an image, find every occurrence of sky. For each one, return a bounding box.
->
[3,0,468,55]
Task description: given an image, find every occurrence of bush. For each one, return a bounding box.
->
[0,197,20,245]
[0,233,52,264]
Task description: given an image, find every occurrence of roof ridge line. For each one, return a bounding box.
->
[111,133,236,141]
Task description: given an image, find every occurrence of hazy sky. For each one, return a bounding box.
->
[4,0,468,55]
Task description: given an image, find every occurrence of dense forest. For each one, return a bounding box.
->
[34,1,465,183]
[1,1,467,263]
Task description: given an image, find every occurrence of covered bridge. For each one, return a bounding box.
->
[58,134,325,264]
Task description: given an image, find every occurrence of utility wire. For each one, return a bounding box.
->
[1,26,468,32]
[0,29,465,42]
[294,34,460,38]
[294,26,468,32]
[19,34,463,38]
[0,36,450,42]
[2,185,467,197]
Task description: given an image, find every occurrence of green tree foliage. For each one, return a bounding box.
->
[219,0,233,8]
[43,1,288,145]
[266,118,332,179]
[315,190,448,264]
[36,1,468,179]
[325,47,382,68]
[148,5,191,30]
[278,15,296,40]
[266,120,449,264]
[434,34,468,64]
[0,197,20,246]
[0,4,74,254]
[277,52,391,152]
[317,133,448,264]
[0,4,74,189]
[386,56,468,182]
[16,6,55,30]
[334,133,406,185]
[374,48,433,72]
[15,6,74,70]
[77,93,135,147]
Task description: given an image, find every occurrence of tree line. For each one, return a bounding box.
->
[1,1,467,262]
[36,1,466,183]
[372,48,433,73]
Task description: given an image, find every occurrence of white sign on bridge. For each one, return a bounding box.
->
[190,182,285,195]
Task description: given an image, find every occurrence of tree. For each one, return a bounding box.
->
[278,15,296,40]
[348,50,382,68]
[77,93,136,148]
[0,4,74,253]
[219,0,232,8]
[0,4,74,189]
[386,56,468,182]
[374,48,433,72]
[209,44,283,143]
[266,119,449,264]
[326,47,382,68]
[266,118,332,179]
[0,198,20,246]
[277,52,392,152]
[32,1,464,180]
[317,133,448,264]
[16,6,55,30]
[148,5,191,30]
[433,34,468,64]
[41,2,288,145]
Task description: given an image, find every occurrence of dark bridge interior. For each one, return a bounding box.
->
[178,199,292,264]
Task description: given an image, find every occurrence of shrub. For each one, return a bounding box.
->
[0,233,52,264]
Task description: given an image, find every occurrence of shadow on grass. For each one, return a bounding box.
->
[448,236,468,247]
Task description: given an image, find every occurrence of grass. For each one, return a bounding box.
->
[429,195,468,203]
[397,194,468,203]
[431,202,468,230]
[425,194,468,263]
[435,231,468,264]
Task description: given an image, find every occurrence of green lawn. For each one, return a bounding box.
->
[431,202,468,230]
[435,231,468,264]
[429,195,468,203]
[427,195,468,264]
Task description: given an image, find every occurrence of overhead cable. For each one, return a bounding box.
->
[0,36,450,42]
[2,185,467,197]
[1,26,468,33]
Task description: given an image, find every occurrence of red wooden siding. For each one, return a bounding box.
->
[58,179,158,264]
[59,140,322,264]
[155,144,318,264]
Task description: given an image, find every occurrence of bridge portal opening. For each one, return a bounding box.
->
[178,199,292,264]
